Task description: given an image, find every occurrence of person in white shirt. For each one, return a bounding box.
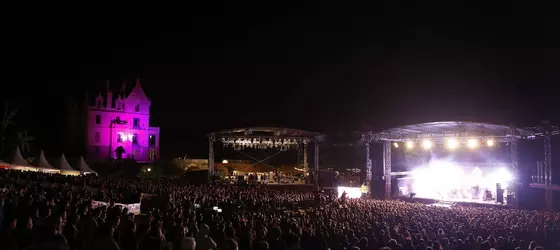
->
[181,237,196,250]
[195,224,217,250]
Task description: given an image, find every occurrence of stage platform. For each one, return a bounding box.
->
[413,197,507,208]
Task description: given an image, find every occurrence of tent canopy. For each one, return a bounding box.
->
[35,150,55,169]
[77,156,96,174]
[11,146,32,167]
[58,153,76,171]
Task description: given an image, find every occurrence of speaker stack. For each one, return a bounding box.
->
[496,183,504,204]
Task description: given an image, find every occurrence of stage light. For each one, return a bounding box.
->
[421,140,432,150]
[405,141,414,149]
[487,139,495,147]
[467,139,479,149]
[498,167,513,182]
[393,142,399,148]
[446,138,459,150]
[337,186,362,199]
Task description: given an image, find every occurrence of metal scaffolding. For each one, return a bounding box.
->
[525,123,558,210]
[365,142,372,185]
[544,136,553,210]
[382,141,392,199]
[208,133,215,180]
[509,125,519,208]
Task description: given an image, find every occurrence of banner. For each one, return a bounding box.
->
[117,202,141,215]
[91,200,109,208]
[91,200,141,215]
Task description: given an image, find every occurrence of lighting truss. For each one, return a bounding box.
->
[362,121,534,144]
[220,137,310,151]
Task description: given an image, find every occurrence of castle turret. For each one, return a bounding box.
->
[95,93,104,109]
[107,91,113,109]
[106,80,113,109]
[116,95,123,111]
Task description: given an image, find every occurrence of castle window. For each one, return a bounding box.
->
[117,134,122,142]
[133,118,140,128]
[95,115,101,124]
[135,104,140,112]
[149,149,156,160]
[95,147,100,156]
[149,135,156,146]
[116,101,121,110]
[132,134,138,144]
[95,132,100,143]
[96,100,102,108]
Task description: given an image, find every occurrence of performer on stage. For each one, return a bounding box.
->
[473,185,480,200]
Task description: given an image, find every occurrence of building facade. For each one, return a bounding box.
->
[86,79,160,163]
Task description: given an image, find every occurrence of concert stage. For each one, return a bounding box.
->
[362,121,559,210]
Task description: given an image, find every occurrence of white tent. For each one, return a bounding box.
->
[58,153,76,171]
[36,150,55,169]
[11,146,32,167]
[76,156,96,174]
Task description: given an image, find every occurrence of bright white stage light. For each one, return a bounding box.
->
[422,140,432,150]
[393,142,399,148]
[498,167,513,182]
[408,161,514,202]
[337,186,362,199]
[446,138,459,150]
[487,139,495,147]
[406,141,414,149]
[467,139,479,149]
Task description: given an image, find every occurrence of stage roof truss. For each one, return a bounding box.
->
[220,137,310,151]
[216,127,322,138]
[212,127,324,151]
[363,121,535,143]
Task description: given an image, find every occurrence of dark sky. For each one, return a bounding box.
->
[7,2,560,157]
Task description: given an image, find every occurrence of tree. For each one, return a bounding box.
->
[0,103,17,154]
[16,130,34,153]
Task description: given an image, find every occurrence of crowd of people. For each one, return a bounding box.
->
[0,168,559,250]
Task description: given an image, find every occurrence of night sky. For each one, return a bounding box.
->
[8,3,560,157]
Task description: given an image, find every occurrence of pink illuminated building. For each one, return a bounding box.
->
[86,79,160,162]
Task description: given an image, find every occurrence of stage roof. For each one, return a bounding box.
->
[363,121,535,143]
[212,127,323,139]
